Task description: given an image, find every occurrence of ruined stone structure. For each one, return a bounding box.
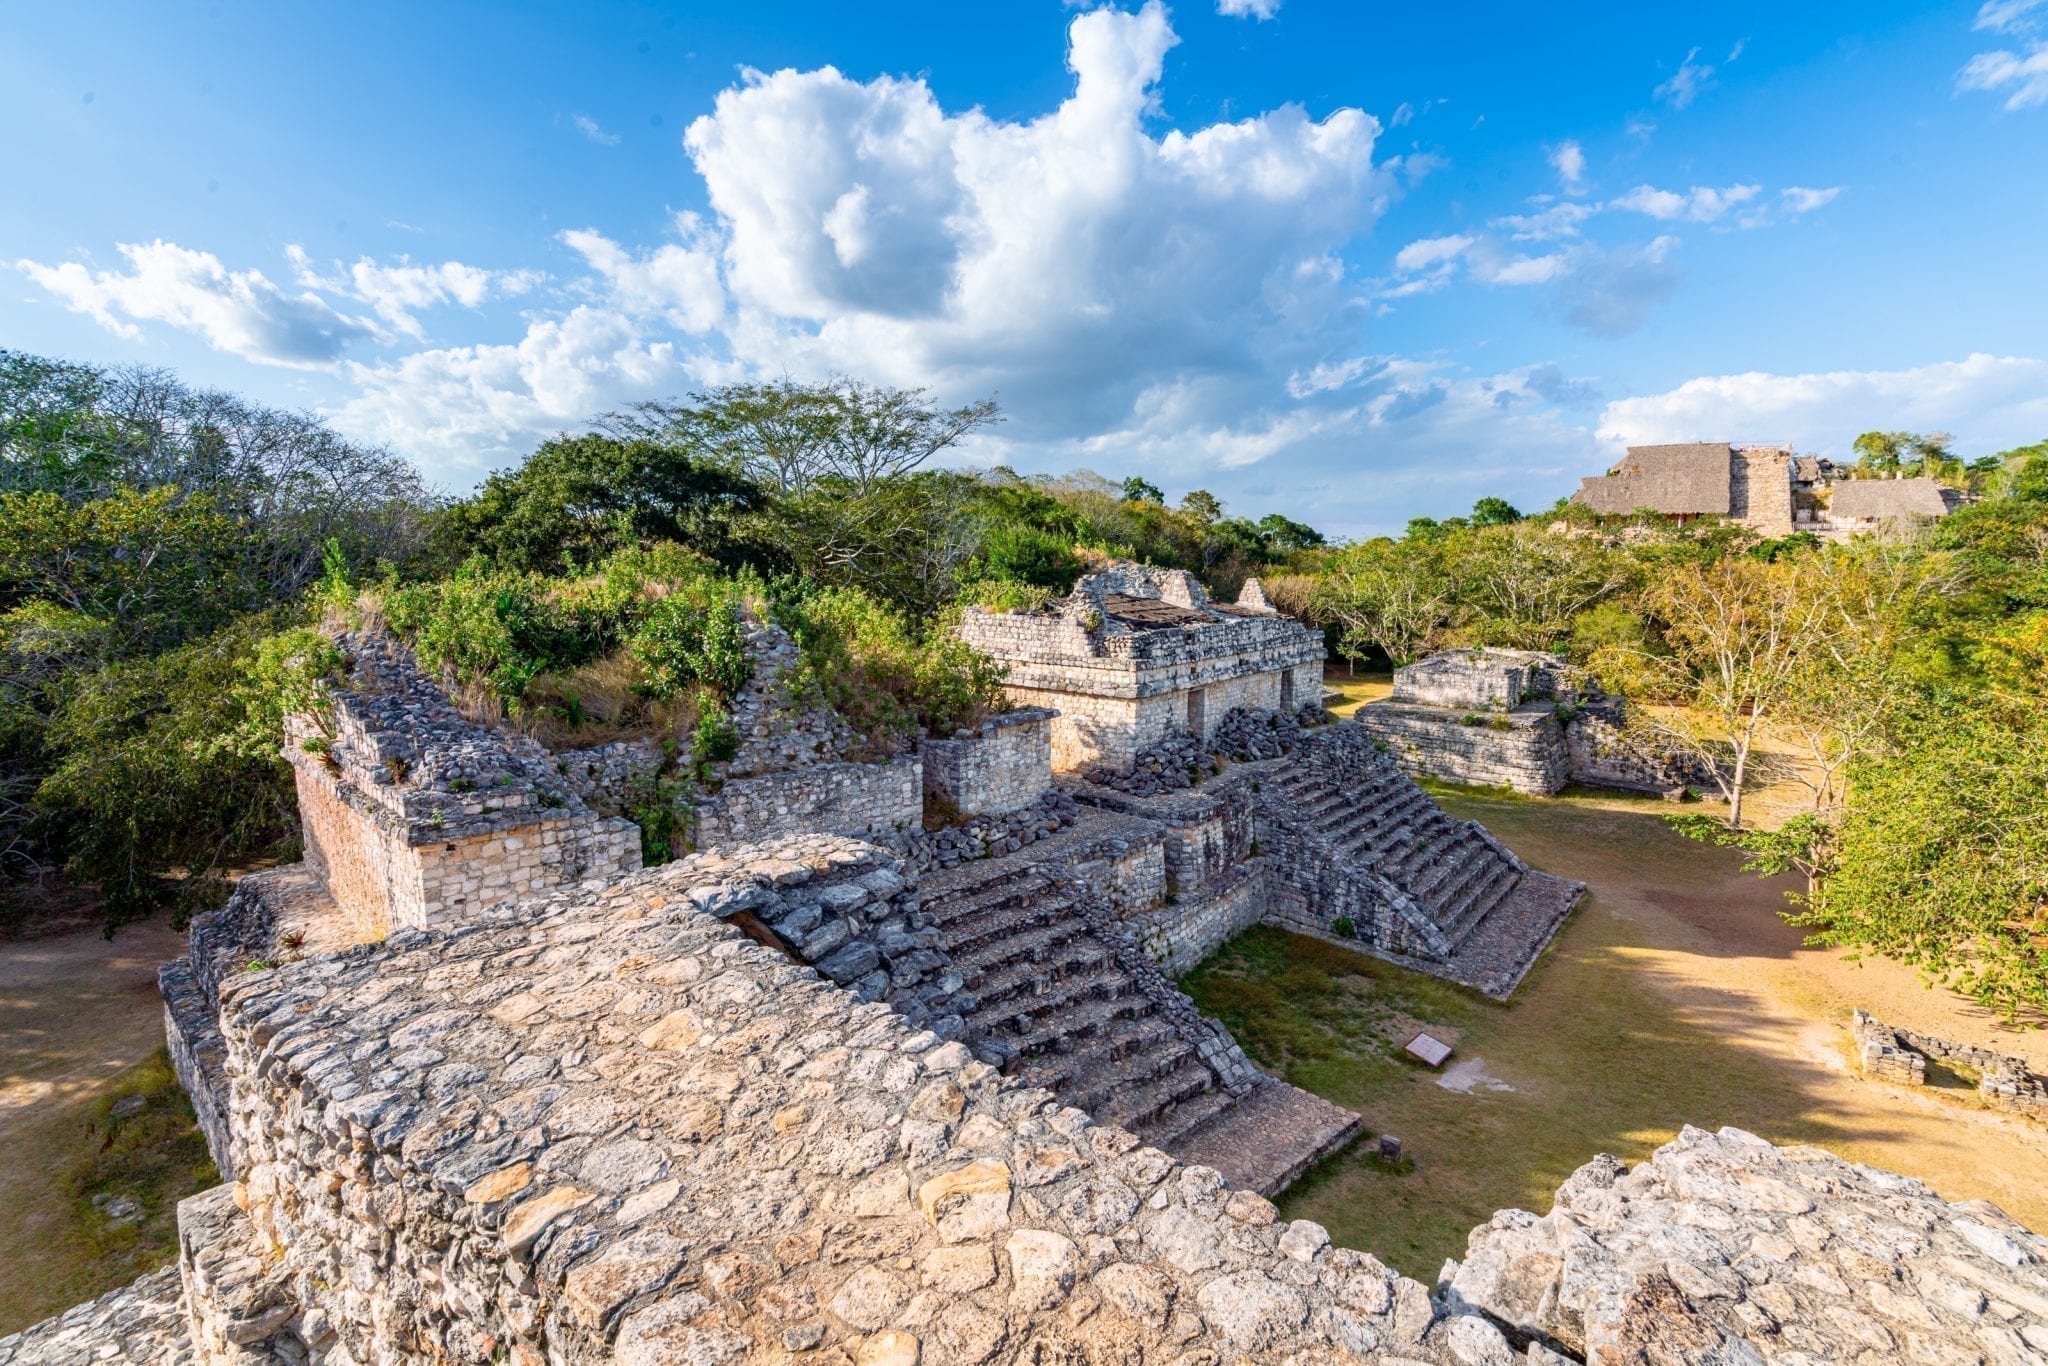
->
[1854,1010,2048,1121]
[285,634,642,939]
[12,592,2045,1362]
[1573,441,1955,539]
[1355,650,1691,801]
[957,566,1324,772]
[1445,1124,2048,1363]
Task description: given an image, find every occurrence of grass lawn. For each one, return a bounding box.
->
[1181,787,2048,1280]
[1321,668,1392,717]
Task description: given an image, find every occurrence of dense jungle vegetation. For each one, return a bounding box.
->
[2,346,2043,1013]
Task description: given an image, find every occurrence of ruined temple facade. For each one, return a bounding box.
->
[956,566,1325,772]
[8,591,2046,1363]
[1356,649,1691,800]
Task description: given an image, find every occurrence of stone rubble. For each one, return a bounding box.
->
[1445,1125,2048,1364]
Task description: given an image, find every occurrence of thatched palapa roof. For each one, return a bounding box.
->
[1828,477,1951,522]
[1573,443,1733,516]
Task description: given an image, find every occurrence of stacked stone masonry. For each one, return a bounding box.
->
[1446,1124,2048,1363]
[1854,1010,2048,1121]
[690,755,923,851]
[919,708,1056,817]
[288,633,641,937]
[958,567,1325,771]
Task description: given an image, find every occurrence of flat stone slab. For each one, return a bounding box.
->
[1170,1080,1365,1197]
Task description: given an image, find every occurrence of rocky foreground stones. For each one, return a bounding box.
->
[1444,1125,2048,1364]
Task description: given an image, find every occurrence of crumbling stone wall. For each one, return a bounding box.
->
[1070,772,1257,898]
[690,755,922,850]
[1446,1124,2047,1362]
[203,844,1509,1364]
[1352,704,1571,796]
[287,635,641,935]
[1854,1010,2048,1120]
[920,707,1055,816]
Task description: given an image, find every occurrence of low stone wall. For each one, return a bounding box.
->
[1070,772,1257,898]
[159,960,232,1181]
[1445,1124,2048,1362]
[1127,858,1271,975]
[919,707,1055,816]
[0,1266,194,1364]
[1044,819,1170,917]
[204,847,1501,1364]
[1562,698,1695,795]
[1353,702,1570,795]
[1854,1010,2048,1120]
[690,755,921,850]
[176,1185,301,1362]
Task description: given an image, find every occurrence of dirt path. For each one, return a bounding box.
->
[1225,791,2048,1278]
[0,920,190,1334]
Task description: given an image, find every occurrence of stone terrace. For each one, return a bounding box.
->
[193,841,1509,1363]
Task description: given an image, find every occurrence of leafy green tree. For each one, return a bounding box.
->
[1120,475,1164,503]
[1468,496,1523,527]
[978,523,1082,588]
[1314,538,1454,666]
[1254,513,1326,551]
[438,435,764,574]
[1179,489,1224,525]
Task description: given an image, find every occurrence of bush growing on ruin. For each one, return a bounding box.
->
[629,589,752,699]
[773,585,1007,750]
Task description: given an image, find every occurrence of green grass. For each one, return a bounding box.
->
[1179,799,1846,1279]
[59,1049,218,1292]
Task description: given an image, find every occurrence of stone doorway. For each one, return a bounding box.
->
[1186,686,1206,737]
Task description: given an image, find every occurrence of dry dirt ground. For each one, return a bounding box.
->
[0,918,202,1334]
[1187,789,2048,1280]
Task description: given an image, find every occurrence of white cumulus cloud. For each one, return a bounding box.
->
[1598,353,2048,457]
[287,247,541,341]
[16,240,376,368]
[561,213,726,333]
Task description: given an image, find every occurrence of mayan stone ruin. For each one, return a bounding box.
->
[6,566,2046,1364]
[1572,440,1958,537]
[1352,649,1690,801]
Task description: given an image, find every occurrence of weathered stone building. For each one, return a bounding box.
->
[1573,441,1955,539]
[956,565,1325,772]
[10,597,2045,1363]
[1354,649,1691,801]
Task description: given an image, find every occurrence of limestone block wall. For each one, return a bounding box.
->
[1854,1009,2048,1119]
[999,686,1150,771]
[1069,773,1257,897]
[1392,656,1523,711]
[1353,703,1570,796]
[1126,859,1271,976]
[690,755,921,849]
[1051,821,1170,916]
[288,755,414,939]
[1257,813,1449,960]
[919,707,1055,815]
[1446,1125,2047,1362]
[205,846,1492,1364]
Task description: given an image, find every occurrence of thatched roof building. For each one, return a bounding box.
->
[1827,477,1952,524]
[1573,443,1733,518]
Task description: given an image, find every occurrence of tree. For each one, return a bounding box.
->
[1469,496,1523,527]
[1121,475,1164,503]
[1625,558,1831,828]
[1455,522,1631,649]
[1254,512,1326,552]
[437,435,764,573]
[609,378,1000,497]
[1851,430,1957,481]
[1179,489,1224,525]
[1314,538,1455,667]
[1796,698,2048,1018]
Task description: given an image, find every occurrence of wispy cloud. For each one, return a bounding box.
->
[1609,182,1761,222]
[1780,186,1842,214]
[1216,0,1279,18]
[1655,47,1716,109]
[572,113,622,145]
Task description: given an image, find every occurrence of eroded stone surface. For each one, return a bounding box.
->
[1445,1125,2048,1363]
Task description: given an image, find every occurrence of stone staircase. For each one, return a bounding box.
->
[1257,727,1583,998]
[916,823,1360,1192]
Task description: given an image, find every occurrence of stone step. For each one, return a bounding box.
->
[1139,1083,1243,1152]
[986,990,1157,1057]
[1443,869,1519,947]
[970,938,1121,1013]
[1015,1015,1185,1094]
[941,892,1083,960]
[919,870,1060,928]
[1093,1054,1218,1135]
[1030,1034,1201,1116]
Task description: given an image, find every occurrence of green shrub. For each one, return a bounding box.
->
[961,578,1057,614]
[690,691,740,769]
[773,586,1007,748]
[628,588,751,699]
[384,563,616,701]
[978,523,1081,589]
[1332,917,1356,938]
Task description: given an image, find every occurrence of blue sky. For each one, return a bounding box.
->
[6,1,2045,536]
